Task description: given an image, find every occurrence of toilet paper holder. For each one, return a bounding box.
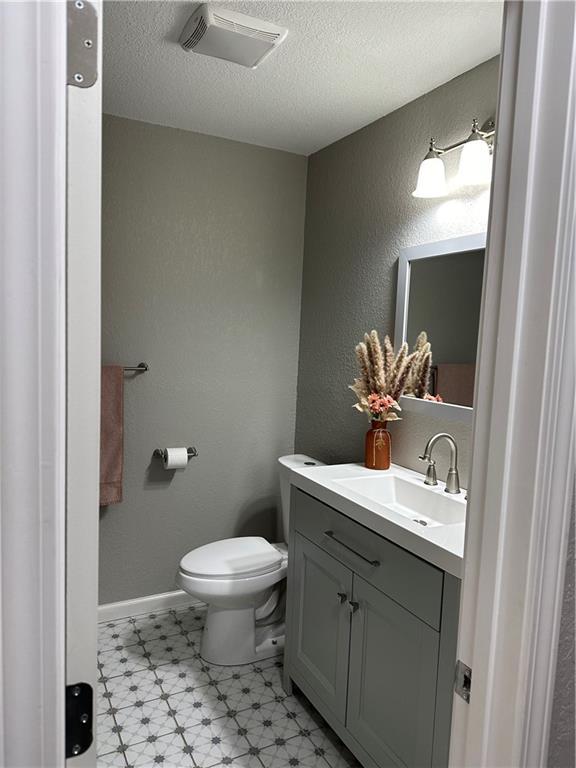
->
[153,447,198,462]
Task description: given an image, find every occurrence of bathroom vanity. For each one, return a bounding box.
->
[283,463,465,768]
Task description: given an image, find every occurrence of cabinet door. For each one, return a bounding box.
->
[347,576,440,768]
[290,533,353,723]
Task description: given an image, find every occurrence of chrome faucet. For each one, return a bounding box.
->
[419,433,461,494]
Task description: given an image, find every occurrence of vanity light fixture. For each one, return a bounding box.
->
[412,117,495,198]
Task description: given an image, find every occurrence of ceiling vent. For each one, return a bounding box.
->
[179,5,288,69]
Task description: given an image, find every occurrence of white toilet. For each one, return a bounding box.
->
[176,454,322,666]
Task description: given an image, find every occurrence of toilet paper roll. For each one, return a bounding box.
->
[163,447,189,470]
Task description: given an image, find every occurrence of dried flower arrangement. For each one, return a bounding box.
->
[404,331,443,402]
[403,331,430,398]
[423,392,443,402]
[351,330,442,423]
[350,330,416,422]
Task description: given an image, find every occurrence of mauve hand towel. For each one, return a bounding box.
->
[100,365,124,506]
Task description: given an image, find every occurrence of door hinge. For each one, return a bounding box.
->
[66,683,93,758]
[67,0,98,88]
[454,659,472,703]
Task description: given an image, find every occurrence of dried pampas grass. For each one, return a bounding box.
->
[350,330,418,420]
[404,331,434,399]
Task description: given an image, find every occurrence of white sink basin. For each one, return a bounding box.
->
[289,462,467,576]
[334,474,466,528]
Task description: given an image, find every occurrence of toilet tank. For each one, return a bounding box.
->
[277,454,324,543]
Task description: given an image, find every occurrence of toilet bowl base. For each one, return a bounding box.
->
[200,604,285,666]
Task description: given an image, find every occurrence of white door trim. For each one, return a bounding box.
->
[0,2,67,765]
[66,2,102,766]
[450,1,576,766]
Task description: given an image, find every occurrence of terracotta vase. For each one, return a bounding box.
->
[365,420,391,470]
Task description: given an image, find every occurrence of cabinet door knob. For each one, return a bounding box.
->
[348,600,360,614]
[336,592,347,604]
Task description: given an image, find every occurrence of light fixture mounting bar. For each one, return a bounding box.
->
[434,117,495,155]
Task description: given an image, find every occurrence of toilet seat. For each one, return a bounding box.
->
[180,536,283,580]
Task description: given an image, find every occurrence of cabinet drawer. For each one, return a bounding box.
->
[291,488,443,629]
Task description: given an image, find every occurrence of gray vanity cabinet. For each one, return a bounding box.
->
[290,533,353,722]
[347,576,439,767]
[285,488,461,768]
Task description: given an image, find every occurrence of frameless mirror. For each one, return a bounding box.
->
[394,233,486,419]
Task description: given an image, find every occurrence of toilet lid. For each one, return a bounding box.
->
[180,537,284,579]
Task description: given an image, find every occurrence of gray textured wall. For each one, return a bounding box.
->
[295,57,500,486]
[100,115,307,603]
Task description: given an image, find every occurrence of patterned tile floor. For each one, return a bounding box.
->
[97,606,361,768]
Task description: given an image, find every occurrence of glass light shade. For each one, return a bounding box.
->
[457,136,492,186]
[412,155,448,198]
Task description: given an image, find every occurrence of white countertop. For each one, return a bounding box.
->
[290,462,466,578]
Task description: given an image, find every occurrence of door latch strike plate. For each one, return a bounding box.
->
[66,682,93,758]
[67,0,98,88]
[454,659,472,703]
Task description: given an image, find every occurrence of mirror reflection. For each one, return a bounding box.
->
[401,246,485,407]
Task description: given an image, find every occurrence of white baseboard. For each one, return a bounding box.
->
[98,589,204,623]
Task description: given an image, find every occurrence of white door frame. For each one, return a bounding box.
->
[0,1,102,765]
[0,1,67,765]
[66,0,102,764]
[1,1,574,766]
[450,1,575,766]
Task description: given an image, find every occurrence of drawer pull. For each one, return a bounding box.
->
[348,600,360,614]
[324,530,380,567]
[336,592,347,604]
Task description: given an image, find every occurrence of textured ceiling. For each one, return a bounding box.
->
[103,1,502,155]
